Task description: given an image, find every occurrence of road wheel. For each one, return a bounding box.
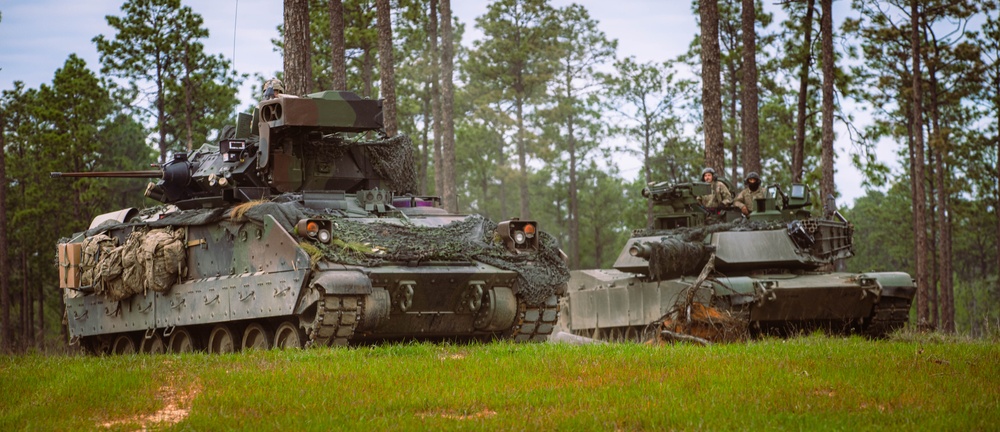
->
[140,333,166,354]
[242,323,272,350]
[112,334,137,355]
[274,321,305,349]
[208,325,238,354]
[168,328,199,353]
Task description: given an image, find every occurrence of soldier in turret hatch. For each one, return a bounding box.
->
[733,171,765,216]
[697,167,732,211]
[262,77,285,100]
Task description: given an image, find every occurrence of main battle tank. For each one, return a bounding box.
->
[558,180,915,343]
[54,90,567,354]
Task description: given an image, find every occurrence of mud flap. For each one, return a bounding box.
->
[309,270,373,295]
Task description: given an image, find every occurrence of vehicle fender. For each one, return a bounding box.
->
[309,270,373,295]
[862,272,917,299]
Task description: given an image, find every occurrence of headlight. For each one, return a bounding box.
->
[513,231,526,244]
[495,219,539,254]
[296,219,333,243]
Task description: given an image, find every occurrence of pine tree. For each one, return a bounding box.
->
[740,0,760,175]
[700,0,725,173]
[440,0,458,212]
[464,0,559,219]
[545,4,616,268]
[94,0,239,162]
[284,0,312,95]
[329,0,348,90]
[375,0,398,137]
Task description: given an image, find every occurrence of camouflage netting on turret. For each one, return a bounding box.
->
[361,134,419,195]
[638,220,787,281]
[87,197,568,305]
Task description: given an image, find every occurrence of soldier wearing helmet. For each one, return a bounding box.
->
[697,167,732,211]
[734,171,765,216]
[262,77,285,100]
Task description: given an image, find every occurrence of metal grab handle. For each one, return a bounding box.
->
[139,302,153,314]
[74,310,89,321]
[239,291,255,302]
[274,286,291,297]
[171,298,186,310]
[204,294,220,305]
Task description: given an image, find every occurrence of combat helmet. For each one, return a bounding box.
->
[745,171,761,191]
[262,77,285,100]
[701,167,716,182]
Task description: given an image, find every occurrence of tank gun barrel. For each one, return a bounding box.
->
[50,170,163,179]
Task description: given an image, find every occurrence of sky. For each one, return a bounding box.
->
[0,0,880,206]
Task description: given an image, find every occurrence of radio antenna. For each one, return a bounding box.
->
[231,0,239,72]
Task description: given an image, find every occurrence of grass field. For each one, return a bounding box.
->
[1,334,997,431]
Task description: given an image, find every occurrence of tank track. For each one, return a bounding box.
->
[507,295,560,342]
[307,293,364,347]
[864,296,911,338]
[305,293,560,345]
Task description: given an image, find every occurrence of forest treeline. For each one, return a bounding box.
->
[0,0,998,352]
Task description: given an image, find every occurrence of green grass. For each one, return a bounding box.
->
[1,335,997,431]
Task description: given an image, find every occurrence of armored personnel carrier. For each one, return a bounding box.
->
[54,90,566,354]
[558,180,914,343]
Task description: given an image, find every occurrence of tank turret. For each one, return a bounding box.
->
[619,181,852,278]
[558,179,915,343]
[52,91,414,210]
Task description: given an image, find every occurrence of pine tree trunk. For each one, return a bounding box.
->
[36,265,43,349]
[728,59,739,182]
[995,62,999,313]
[910,0,930,329]
[429,0,444,196]
[22,251,30,349]
[645,113,654,228]
[819,0,835,211]
[419,87,430,193]
[284,0,312,96]
[0,114,9,353]
[183,54,194,152]
[499,162,509,219]
[929,64,954,333]
[362,49,374,98]
[740,0,760,175]
[375,0,397,137]
[594,225,602,268]
[793,0,815,183]
[157,61,168,164]
[566,71,580,269]
[700,0,725,172]
[516,97,530,219]
[328,0,347,90]
[440,0,458,213]
[927,145,939,328]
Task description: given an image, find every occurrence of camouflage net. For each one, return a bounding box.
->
[361,134,419,195]
[638,219,787,281]
[297,214,568,305]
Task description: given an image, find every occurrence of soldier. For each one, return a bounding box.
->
[262,77,285,100]
[733,171,765,216]
[697,167,732,211]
